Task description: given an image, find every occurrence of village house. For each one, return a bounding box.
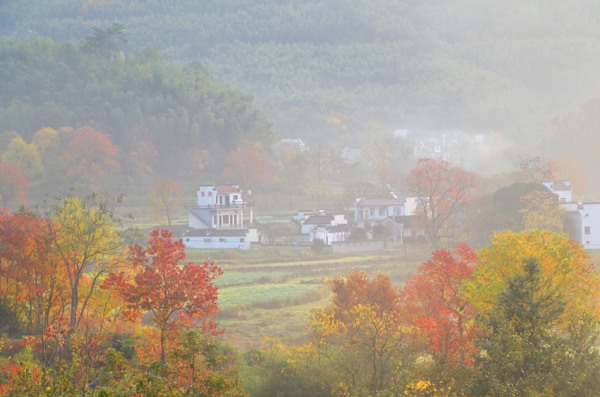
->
[544,180,600,250]
[183,184,257,249]
[542,180,572,203]
[292,209,350,245]
[561,202,600,250]
[354,196,417,240]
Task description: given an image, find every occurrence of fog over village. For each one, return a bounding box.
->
[0,1,599,396]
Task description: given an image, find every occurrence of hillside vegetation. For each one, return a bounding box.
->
[4,1,600,144]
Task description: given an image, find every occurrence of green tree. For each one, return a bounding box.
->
[471,259,600,396]
[83,22,127,59]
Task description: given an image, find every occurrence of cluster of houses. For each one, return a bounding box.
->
[180,181,600,251]
[181,184,420,251]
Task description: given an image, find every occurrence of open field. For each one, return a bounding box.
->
[186,245,433,351]
[184,244,600,351]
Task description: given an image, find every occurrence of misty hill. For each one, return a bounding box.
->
[3,0,600,193]
[0,38,275,176]
[4,1,600,145]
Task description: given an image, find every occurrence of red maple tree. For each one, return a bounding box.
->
[403,243,478,376]
[103,229,222,366]
[0,162,29,206]
[61,127,120,191]
[406,158,478,247]
[220,145,277,188]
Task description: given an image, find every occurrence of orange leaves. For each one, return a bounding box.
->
[104,229,223,365]
[464,230,600,328]
[403,244,478,371]
[0,162,29,206]
[61,127,120,191]
[220,145,277,188]
[406,158,478,247]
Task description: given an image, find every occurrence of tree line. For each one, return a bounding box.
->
[0,36,275,193]
[0,194,598,395]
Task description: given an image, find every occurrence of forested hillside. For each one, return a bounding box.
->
[4,0,600,148]
[0,37,274,201]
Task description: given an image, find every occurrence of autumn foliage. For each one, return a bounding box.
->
[406,158,478,247]
[220,145,277,188]
[103,229,223,367]
[259,232,600,396]
[0,162,29,206]
[0,203,240,396]
[403,243,478,376]
[61,127,120,191]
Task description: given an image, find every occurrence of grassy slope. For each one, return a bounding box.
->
[189,246,432,351]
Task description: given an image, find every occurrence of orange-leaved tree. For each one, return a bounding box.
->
[220,144,277,188]
[61,127,120,192]
[406,158,478,248]
[403,243,478,381]
[0,162,29,207]
[309,272,415,394]
[103,229,222,369]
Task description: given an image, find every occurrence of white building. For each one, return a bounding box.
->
[561,202,600,250]
[292,209,350,245]
[354,197,417,242]
[544,180,600,250]
[542,181,573,203]
[183,184,256,249]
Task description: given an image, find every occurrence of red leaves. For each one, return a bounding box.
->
[61,127,120,190]
[104,229,223,348]
[403,243,478,370]
[406,158,478,247]
[0,162,29,206]
[220,145,277,188]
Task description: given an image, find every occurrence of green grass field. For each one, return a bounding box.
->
[197,246,432,350]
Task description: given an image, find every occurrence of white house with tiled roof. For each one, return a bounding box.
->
[544,180,600,250]
[542,180,572,203]
[183,184,255,249]
[354,197,418,242]
[292,209,350,244]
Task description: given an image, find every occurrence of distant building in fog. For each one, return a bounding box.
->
[544,180,600,250]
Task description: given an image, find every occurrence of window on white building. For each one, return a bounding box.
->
[585,226,591,235]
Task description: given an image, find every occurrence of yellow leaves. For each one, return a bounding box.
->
[464,230,600,328]
[1,134,44,180]
[519,189,564,232]
[310,310,346,339]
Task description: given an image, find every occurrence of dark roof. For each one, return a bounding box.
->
[303,214,334,225]
[326,224,351,233]
[183,228,248,237]
[355,198,406,207]
[553,180,572,191]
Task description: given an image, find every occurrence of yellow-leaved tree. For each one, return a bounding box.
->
[43,195,123,334]
[463,229,600,329]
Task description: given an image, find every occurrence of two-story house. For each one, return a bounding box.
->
[183,184,255,249]
[544,180,600,250]
[354,197,417,241]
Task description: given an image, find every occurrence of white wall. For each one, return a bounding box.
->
[184,235,250,250]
